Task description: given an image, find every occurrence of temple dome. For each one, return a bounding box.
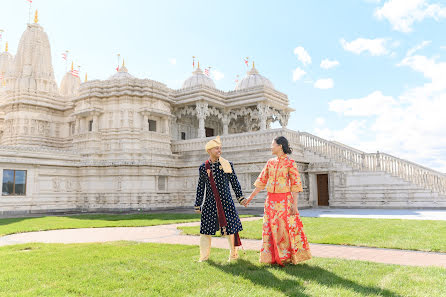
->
[235,64,274,91]
[108,62,134,80]
[59,70,81,96]
[182,66,216,89]
[9,19,58,94]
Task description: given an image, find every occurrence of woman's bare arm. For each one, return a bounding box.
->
[244,187,262,206]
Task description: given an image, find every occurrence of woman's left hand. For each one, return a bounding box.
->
[243,196,252,207]
[290,205,298,215]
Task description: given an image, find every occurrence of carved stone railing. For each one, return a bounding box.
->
[299,131,446,194]
[171,128,300,153]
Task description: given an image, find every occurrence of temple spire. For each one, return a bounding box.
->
[5,41,8,52]
[34,10,38,24]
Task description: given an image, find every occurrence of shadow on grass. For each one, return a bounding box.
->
[208,259,402,297]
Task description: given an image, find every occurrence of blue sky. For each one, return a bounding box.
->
[1,0,446,171]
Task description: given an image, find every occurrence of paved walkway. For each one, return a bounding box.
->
[0,217,445,268]
[299,208,446,220]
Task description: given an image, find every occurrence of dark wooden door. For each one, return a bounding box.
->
[205,127,214,137]
[317,174,329,206]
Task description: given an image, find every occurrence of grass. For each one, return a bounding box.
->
[0,242,444,297]
[0,213,209,236]
[179,217,446,253]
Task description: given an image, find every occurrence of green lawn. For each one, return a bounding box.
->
[179,217,446,253]
[0,242,444,297]
[0,213,208,236]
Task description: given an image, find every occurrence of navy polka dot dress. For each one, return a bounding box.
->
[194,160,244,235]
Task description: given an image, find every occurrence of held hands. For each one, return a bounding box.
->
[243,195,253,207]
[244,187,261,207]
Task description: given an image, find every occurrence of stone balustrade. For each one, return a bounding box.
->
[299,131,446,194]
[171,128,300,153]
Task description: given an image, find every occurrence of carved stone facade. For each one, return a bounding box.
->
[0,20,445,216]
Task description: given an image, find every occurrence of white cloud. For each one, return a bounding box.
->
[319,52,446,172]
[340,38,390,56]
[398,54,446,96]
[315,117,325,125]
[329,91,397,116]
[375,0,446,33]
[211,69,224,81]
[169,58,177,65]
[406,40,431,56]
[293,46,312,66]
[314,78,334,89]
[292,67,306,81]
[315,120,367,145]
[320,59,340,69]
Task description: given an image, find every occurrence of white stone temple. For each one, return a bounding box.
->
[0,17,445,216]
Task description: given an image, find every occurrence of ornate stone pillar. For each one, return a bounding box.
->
[164,117,170,134]
[124,110,129,128]
[170,115,177,138]
[195,102,209,138]
[82,118,87,133]
[75,118,80,135]
[142,113,149,131]
[92,112,99,132]
[280,112,290,129]
[257,103,269,131]
[222,113,229,135]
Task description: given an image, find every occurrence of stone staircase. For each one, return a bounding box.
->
[298,131,446,197]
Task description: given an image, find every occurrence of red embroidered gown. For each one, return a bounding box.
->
[254,154,312,265]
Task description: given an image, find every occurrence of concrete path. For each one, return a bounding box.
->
[0,217,445,268]
[298,208,446,220]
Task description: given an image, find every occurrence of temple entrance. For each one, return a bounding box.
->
[317,174,329,206]
[205,127,214,137]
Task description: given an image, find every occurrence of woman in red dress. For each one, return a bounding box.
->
[245,136,312,266]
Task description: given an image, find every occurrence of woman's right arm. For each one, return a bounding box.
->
[245,187,262,206]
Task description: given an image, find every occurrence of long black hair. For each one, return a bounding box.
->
[274,136,293,154]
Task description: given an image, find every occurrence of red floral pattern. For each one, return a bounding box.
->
[254,154,303,193]
[260,192,312,265]
[255,154,311,266]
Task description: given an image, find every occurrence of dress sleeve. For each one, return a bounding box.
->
[228,162,246,204]
[289,160,303,192]
[194,165,206,211]
[254,161,269,190]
